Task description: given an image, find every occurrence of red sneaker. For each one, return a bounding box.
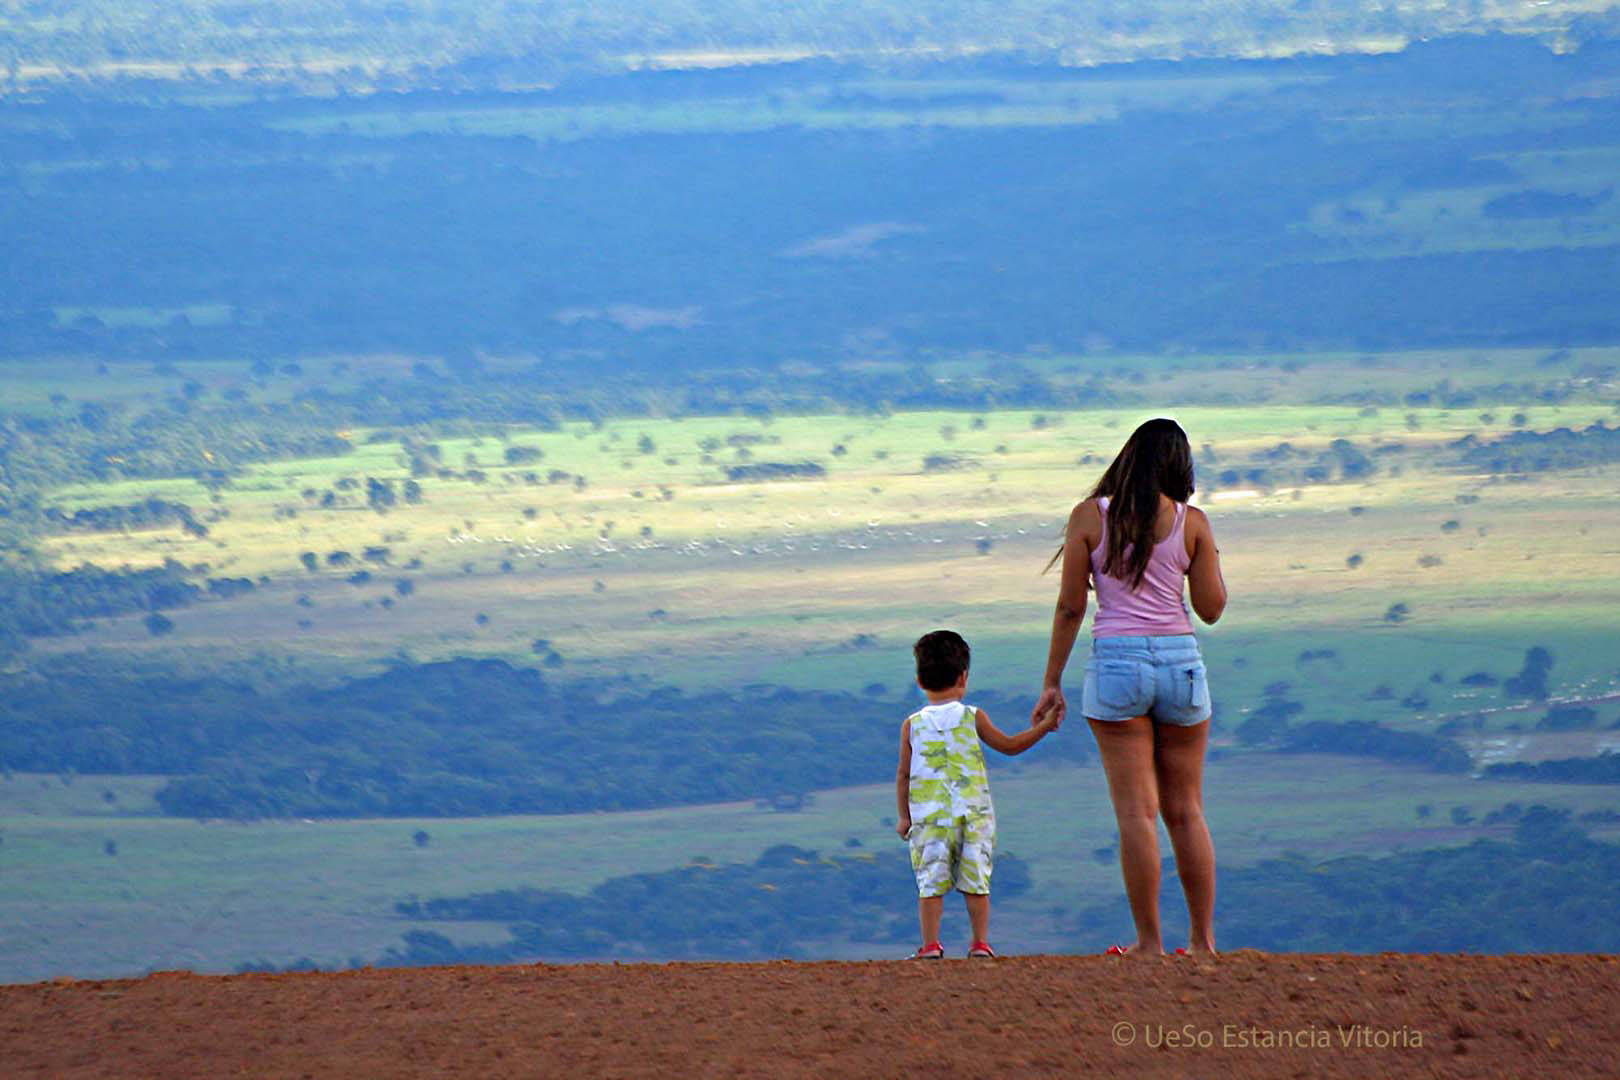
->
[967,941,996,958]
[909,941,945,960]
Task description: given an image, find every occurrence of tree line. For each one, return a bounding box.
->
[235,809,1620,970]
[1073,809,1620,953]
[0,658,1090,819]
[385,845,1032,963]
[0,560,205,658]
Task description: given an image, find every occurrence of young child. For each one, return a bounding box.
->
[896,629,1059,958]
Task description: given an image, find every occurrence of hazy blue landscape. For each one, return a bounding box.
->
[2,2,1619,982]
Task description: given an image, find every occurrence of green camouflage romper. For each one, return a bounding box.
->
[905,700,996,897]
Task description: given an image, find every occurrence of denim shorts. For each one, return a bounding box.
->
[1081,635,1211,726]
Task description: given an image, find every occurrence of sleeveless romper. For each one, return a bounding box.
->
[904,700,996,896]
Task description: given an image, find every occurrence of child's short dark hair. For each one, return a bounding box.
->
[914,629,971,691]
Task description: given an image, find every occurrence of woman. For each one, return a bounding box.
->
[1032,417,1227,957]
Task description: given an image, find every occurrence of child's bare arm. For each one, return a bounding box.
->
[895,719,912,836]
[975,707,1056,756]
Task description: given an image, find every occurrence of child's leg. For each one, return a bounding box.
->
[963,892,990,943]
[955,811,995,944]
[918,895,945,945]
[909,821,953,944]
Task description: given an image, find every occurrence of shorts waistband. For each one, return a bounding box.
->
[1090,634,1201,654]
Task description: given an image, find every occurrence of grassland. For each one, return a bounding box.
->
[4,755,1618,980]
[1302,145,1620,259]
[269,71,1311,142]
[30,347,1620,737]
[6,344,1620,978]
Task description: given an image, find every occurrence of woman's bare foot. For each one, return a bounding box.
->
[1105,942,1166,958]
[1183,937,1217,957]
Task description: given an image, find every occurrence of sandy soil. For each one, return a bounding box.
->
[3,952,1617,1078]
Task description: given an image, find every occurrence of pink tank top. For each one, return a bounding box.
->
[1090,496,1195,638]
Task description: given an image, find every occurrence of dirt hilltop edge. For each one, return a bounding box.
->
[4,952,1616,1079]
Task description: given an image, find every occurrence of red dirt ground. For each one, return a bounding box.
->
[4,952,1617,1078]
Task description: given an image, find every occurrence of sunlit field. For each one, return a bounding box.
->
[31,348,1620,742]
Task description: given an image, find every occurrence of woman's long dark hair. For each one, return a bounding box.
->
[1046,417,1195,587]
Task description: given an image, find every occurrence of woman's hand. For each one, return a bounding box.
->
[1031,685,1066,730]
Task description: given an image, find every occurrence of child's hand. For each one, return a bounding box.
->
[896,815,911,838]
[1031,686,1065,729]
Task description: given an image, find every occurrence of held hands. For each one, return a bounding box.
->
[1031,685,1066,732]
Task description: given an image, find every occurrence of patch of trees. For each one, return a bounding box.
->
[383,844,1032,963]
[724,462,826,482]
[1233,683,1304,745]
[1233,683,1470,771]
[205,576,256,599]
[1484,754,1620,784]
[1278,720,1472,773]
[1071,810,1620,952]
[1536,705,1599,731]
[1453,423,1620,474]
[1503,646,1553,701]
[0,560,202,643]
[502,446,543,465]
[42,498,205,538]
[1202,421,1620,496]
[365,477,396,511]
[0,401,353,492]
[0,658,1086,819]
[1209,438,1375,492]
[1482,188,1612,219]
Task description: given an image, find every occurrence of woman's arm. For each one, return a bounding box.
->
[977,707,1057,756]
[1185,505,1227,624]
[1033,500,1098,723]
[894,720,913,836]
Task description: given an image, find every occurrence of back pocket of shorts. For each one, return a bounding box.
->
[1096,660,1150,711]
[1176,662,1210,710]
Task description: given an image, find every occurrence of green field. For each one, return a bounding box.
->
[4,755,1618,980]
[30,347,1620,743]
[1304,146,1620,259]
[269,72,1313,142]
[6,344,1620,978]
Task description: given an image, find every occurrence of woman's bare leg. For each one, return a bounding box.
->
[1154,719,1216,954]
[1089,716,1163,955]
